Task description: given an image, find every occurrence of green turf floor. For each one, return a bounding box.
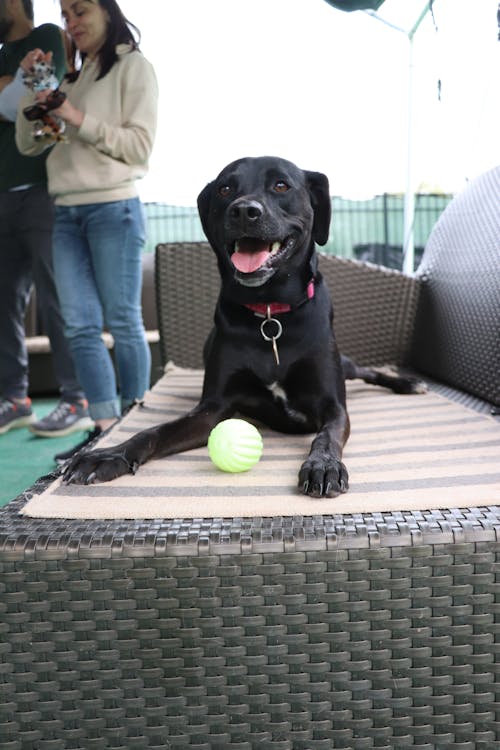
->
[0,398,93,507]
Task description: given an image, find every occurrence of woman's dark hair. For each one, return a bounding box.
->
[22,1,34,22]
[65,0,141,82]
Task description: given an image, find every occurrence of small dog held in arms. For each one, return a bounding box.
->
[22,58,67,143]
[64,156,423,497]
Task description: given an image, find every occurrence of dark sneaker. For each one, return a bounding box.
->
[0,397,36,434]
[54,426,103,465]
[30,399,94,438]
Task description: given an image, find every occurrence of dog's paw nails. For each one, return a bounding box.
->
[397,377,428,395]
[298,458,349,498]
[310,481,324,498]
[325,480,345,497]
[60,450,134,485]
[63,467,88,485]
[412,380,428,394]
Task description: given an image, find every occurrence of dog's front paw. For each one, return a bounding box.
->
[63,448,137,485]
[298,456,349,498]
[391,375,428,395]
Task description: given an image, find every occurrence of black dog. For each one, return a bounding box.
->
[64,156,421,496]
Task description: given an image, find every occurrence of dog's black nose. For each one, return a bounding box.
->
[228,199,263,223]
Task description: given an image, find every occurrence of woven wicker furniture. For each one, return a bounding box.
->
[0,167,499,749]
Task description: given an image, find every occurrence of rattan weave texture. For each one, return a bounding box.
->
[318,255,420,367]
[412,165,500,406]
[155,243,420,371]
[155,242,219,369]
[1,494,500,749]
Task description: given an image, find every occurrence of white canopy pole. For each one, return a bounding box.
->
[365,2,435,275]
[402,32,416,274]
[403,2,434,274]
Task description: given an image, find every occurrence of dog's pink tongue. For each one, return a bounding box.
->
[231,240,271,273]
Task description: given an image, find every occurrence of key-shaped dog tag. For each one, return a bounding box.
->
[260,307,283,366]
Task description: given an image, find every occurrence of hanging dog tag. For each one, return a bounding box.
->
[260,306,283,366]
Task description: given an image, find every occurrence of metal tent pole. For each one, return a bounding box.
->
[402,2,434,274]
[365,1,435,275]
[402,31,416,274]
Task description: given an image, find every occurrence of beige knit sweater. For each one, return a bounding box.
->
[16,44,158,206]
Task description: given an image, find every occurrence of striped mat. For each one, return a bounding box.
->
[22,364,500,519]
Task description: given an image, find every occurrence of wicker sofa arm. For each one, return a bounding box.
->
[155,242,220,369]
[412,166,500,406]
[318,254,421,367]
[154,243,421,371]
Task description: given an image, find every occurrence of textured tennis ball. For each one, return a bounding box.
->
[208,419,263,473]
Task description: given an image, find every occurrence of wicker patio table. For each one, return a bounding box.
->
[0,166,498,750]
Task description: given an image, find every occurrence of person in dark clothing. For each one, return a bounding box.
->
[0,0,92,437]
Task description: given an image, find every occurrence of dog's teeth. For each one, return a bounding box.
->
[270,242,281,254]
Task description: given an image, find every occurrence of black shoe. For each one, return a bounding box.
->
[54,426,103,465]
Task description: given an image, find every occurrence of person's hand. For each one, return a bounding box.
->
[33,88,51,104]
[32,90,84,130]
[20,48,84,130]
[47,96,84,129]
[20,49,53,74]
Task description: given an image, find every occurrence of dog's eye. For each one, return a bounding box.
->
[274,181,290,193]
[218,185,232,197]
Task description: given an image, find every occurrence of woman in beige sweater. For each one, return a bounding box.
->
[16,0,158,460]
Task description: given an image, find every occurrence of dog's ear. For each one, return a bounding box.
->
[197,181,215,245]
[304,171,331,246]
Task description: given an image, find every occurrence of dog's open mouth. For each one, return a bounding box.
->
[230,237,292,274]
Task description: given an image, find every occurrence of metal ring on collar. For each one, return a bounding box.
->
[260,317,283,342]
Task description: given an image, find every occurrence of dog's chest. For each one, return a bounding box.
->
[266,381,308,424]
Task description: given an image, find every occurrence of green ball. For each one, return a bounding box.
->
[208,419,263,473]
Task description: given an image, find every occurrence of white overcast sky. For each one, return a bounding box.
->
[34,0,499,204]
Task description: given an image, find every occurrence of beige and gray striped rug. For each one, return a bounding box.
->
[22,364,500,519]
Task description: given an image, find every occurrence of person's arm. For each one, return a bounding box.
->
[14,50,54,156]
[0,68,25,121]
[47,95,83,129]
[2,22,66,122]
[76,53,158,166]
[15,91,50,155]
[13,23,67,151]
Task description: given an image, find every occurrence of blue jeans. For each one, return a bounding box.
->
[53,199,151,420]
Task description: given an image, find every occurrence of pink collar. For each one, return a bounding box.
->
[244,279,315,316]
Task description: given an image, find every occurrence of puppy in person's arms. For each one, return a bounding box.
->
[64,156,425,496]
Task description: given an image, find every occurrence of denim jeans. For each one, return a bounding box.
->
[53,199,151,420]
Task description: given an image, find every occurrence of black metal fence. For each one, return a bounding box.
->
[144,193,452,272]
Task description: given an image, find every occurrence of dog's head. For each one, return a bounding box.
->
[22,60,59,93]
[197,156,331,289]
